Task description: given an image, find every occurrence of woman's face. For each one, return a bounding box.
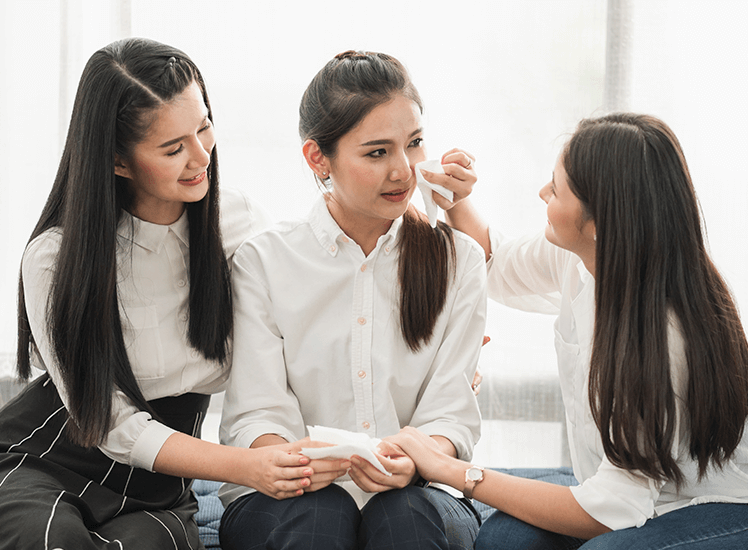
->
[326,94,426,231]
[539,156,595,259]
[115,80,215,225]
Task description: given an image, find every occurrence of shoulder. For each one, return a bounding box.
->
[23,228,63,274]
[219,187,274,257]
[234,216,313,270]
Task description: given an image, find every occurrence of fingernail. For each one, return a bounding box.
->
[342,461,351,469]
[303,468,313,476]
[302,478,311,486]
[300,457,310,464]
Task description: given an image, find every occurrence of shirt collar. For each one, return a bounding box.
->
[308,195,402,257]
[117,209,190,253]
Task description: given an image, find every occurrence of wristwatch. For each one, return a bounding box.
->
[462,465,484,499]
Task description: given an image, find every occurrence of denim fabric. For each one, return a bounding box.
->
[472,467,748,550]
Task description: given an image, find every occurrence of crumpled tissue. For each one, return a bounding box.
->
[415,159,454,228]
[300,425,391,476]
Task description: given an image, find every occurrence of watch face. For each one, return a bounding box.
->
[467,467,483,481]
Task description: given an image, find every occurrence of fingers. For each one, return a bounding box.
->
[472,368,483,396]
[440,148,475,169]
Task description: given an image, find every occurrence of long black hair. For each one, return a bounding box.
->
[564,113,748,485]
[16,38,232,447]
[299,50,456,352]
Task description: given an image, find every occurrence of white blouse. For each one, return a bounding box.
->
[220,197,487,505]
[22,187,270,472]
[487,229,748,530]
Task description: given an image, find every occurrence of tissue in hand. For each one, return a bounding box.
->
[415,160,454,228]
[300,425,391,476]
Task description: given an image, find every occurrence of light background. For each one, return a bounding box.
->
[1,0,746,466]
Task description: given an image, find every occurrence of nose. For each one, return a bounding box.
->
[539,181,552,204]
[187,134,213,170]
[389,151,413,182]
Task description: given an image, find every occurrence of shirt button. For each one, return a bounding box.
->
[329,245,336,252]
[358,370,366,379]
[342,236,349,243]
[177,279,186,287]
[360,264,367,272]
[384,246,391,253]
[362,421,370,429]
[357,317,366,325]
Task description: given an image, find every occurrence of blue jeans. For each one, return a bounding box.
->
[220,483,480,550]
[473,468,748,550]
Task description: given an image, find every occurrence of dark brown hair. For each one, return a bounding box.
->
[564,113,748,485]
[299,50,455,351]
[17,38,232,447]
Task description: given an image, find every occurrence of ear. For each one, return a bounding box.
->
[114,154,131,179]
[302,139,330,179]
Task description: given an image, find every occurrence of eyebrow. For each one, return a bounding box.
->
[158,115,209,148]
[359,127,423,147]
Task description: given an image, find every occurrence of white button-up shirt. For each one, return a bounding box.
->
[22,188,270,471]
[488,229,748,529]
[220,197,487,505]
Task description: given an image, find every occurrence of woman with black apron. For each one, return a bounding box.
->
[0,38,313,549]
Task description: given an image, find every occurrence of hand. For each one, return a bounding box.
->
[384,427,448,483]
[291,437,351,493]
[242,440,315,500]
[419,148,476,211]
[348,440,417,493]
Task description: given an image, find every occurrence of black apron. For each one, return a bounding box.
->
[0,373,209,549]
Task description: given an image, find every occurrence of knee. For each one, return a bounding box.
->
[360,487,447,548]
[220,486,360,550]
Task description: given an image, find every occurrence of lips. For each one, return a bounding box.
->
[381,188,410,203]
[179,171,206,186]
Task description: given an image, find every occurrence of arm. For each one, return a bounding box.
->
[153,432,313,499]
[221,241,349,493]
[389,427,610,540]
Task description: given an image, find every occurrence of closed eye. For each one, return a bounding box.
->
[167,144,184,157]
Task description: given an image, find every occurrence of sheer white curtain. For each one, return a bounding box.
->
[1,0,745,467]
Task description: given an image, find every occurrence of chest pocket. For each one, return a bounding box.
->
[122,305,166,380]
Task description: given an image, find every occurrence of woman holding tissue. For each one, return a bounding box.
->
[389,113,748,549]
[0,38,315,549]
[218,50,487,550]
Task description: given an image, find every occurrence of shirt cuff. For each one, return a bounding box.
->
[128,421,178,472]
[416,422,475,462]
[569,472,657,530]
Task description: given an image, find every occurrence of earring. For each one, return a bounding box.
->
[322,171,327,178]
[593,234,597,241]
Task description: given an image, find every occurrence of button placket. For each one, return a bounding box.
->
[351,252,376,434]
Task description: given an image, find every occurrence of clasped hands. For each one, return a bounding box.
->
[254,437,417,500]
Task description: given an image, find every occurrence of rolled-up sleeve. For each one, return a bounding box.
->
[23,232,176,472]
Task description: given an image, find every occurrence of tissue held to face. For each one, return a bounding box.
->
[325,94,426,229]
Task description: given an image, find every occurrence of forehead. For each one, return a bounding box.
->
[345,95,422,142]
[141,81,207,143]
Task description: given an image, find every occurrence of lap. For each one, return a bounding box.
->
[220,485,480,550]
[0,463,200,550]
[580,503,748,550]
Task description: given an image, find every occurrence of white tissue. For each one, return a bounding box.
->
[300,425,391,476]
[415,160,454,228]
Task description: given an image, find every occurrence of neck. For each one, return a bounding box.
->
[326,199,393,256]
